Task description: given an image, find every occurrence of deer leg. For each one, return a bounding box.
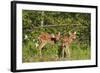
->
[67,48,70,58]
[65,46,70,58]
[61,47,65,58]
[38,42,47,57]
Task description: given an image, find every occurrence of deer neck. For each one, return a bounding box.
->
[68,36,74,44]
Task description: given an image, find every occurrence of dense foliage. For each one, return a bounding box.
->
[22,10,91,62]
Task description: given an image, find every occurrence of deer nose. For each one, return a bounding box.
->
[74,36,76,39]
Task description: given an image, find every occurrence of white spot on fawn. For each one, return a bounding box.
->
[35,43,39,48]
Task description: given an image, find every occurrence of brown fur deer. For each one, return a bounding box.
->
[61,31,77,58]
[38,32,61,57]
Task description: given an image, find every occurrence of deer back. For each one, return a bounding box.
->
[38,32,51,43]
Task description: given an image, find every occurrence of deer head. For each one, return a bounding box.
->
[69,31,77,40]
[55,32,61,41]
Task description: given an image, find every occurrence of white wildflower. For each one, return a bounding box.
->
[24,35,28,40]
[35,43,39,48]
[33,39,35,42]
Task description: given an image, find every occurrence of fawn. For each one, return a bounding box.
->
[38,32,61,57]
[61,31,77,58]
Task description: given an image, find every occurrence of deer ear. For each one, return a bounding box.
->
[69,31,72,35]
[58,32,60,35]
[74,31,76,34]
[51,34,55,38]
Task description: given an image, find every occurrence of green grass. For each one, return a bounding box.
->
[70,43,91,60]
[22,40,91,63]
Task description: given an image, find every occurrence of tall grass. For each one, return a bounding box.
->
[22,40,91,63]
